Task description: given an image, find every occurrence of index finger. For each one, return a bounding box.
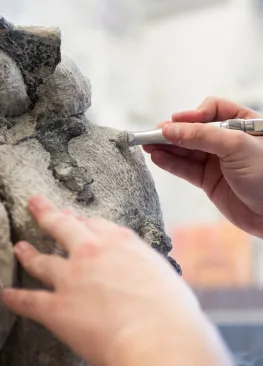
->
[162,122,254,158]
[28,196,98,253]
[172,97,258,123]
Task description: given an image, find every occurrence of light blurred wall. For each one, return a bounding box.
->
[1,0,262,230]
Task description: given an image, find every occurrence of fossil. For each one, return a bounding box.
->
[0,16,181,366]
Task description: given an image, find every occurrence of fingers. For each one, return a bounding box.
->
[172,109,204,123]
[148,97,259,164]
[84,217,119,233]
[196,96,258,121]
[60,207,78,216]
[143,144,190,156]
[142,144,155,154]
[142,121,171,153]
[143,144,207,163]
[1,288,56,325]
[172,96,259,123]
[29,196,123,255]
[61,208,118,234]
[162,122,253,158]
[28,196,99,252]
[151,150,203,187]
[157,120,171,128]
[14,241,67,288]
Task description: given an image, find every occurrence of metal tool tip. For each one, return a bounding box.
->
[109,131,130,149]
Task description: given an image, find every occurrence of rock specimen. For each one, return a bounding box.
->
[0,16,181,366]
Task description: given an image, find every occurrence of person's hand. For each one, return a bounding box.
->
[144,97,263,238]
[1,195,233,366]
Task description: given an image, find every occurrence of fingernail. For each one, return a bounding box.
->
[163,124,181,142]
[28,195,52,213]
[14,241,30,255]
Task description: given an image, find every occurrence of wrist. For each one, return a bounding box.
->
[104,311,234,366]
[105,317,180,366]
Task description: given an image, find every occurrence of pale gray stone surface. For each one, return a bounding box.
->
[38,55,92,117]
[0,16,181,366]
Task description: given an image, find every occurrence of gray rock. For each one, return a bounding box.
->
[39,55,92,117]
[0,20,61,105]
[0,16,181,366]
[0,50,30,117]
[0,17,14,30]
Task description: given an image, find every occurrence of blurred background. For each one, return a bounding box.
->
[2,0,263,363]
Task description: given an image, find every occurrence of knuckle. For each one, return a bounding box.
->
[19,292,39,313]
[22,253,39,270]
[42,212,69,232]
[230,131,248,149]
[189,124,204,140]
[25,293,56,320]
[53,295,67,312]
[67,263,84,281]
[158,120,170,128]
[74,242,101,257]
[23,254,51,280]
[203,96,217,104]
[200,96,218,118]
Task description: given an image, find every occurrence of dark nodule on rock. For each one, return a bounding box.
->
[35,115,93,201]
[139,218,172,256]
[167,256,182,276]
[35,115,87,151]
[77,181,94,203]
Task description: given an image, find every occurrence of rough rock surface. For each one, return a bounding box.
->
[0,17,181,366]
[38,55,92,117]
[0,16,61,105]
[0,50,30,117]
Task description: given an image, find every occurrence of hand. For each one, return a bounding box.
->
[144,97,263,238]
[1,195,233,366]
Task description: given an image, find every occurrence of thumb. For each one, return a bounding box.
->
[162,122,252,158]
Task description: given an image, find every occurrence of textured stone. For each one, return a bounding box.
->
[39,55,92,117]
[0,22,61,105]
[0,17,14,30]
[0,50,30,117]
[0,16,181,366]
